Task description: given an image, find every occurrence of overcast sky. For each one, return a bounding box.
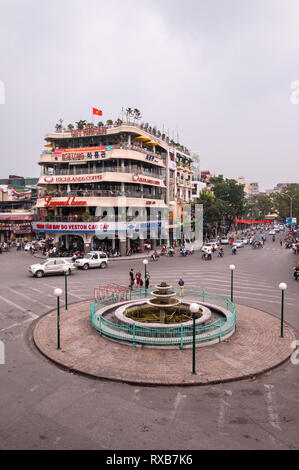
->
[0,0,299,190]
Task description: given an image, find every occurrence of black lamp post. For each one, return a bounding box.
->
[229,264,235,303]
[279,283,287,337]
[190,303,200,375]
[54,288,62,349]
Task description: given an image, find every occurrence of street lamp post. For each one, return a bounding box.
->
[54,288,63,349]
[62,265,69,310]
[279,283,287,337]
[229,264,235,303]
[143,259,148,296]
[190,303,200,375]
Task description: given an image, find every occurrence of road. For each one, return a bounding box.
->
[0,239,298,450]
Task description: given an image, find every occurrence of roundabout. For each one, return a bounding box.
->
[32,286,296,386]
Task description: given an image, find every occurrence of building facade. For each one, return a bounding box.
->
[32,123,194,254]
[0,176,38,242]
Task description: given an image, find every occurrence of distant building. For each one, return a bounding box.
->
[0,175,38,242]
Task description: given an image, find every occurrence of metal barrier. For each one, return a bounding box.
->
[90,289,236,347]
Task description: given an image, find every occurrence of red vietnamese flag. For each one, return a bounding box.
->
[92,107,103,116]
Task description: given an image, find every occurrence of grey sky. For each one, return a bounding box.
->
[0,0,298,190]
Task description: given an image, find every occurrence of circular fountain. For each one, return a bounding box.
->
[147,282,181,323]
[91,280,236,347]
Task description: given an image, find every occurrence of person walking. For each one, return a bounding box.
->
[178,277,185,297]
[145,273,150,293]
[135,270,141,288]
[129,268,134,290]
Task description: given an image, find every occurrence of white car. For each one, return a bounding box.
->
[269,230,276,235]
[29,258,75,278]
[202,243,214,253]
[241,238,249,245]
[220,237,229,245]
[75,251,108,270]
[232,240,244,248]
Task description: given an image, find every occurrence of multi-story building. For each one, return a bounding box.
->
[32,123,194,254]
[0,175,38,242]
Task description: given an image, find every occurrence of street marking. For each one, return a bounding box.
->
[264,384,281,431]
[0,318,32,332]
[168,392,186,427]
[218,390,232,436]
[0,294,28,312]
[7,288,51,310]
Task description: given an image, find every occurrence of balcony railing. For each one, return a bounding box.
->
[39,189,165,200]
[43,166,165,179]
[41,144,167,163]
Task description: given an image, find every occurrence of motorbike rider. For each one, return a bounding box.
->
[218,247,224,257]
[232,245,237,255]
[151,250,159,261]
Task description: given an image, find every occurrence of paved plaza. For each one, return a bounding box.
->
[33,300,295,385]
[1,242,299,450]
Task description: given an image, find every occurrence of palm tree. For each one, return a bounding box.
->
[115,118,123,126]
[75,120,87,130]
[126,108,133,123]
[55,118,63,132]
[67,124,74,131]
[133,108,142,123]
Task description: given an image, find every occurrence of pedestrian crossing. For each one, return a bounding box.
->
[0,252,298,339]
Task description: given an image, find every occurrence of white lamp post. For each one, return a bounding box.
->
[54,288,63,349]
[279,283,287,337]
[190,303,200,374]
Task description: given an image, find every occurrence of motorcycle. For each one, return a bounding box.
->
[217,250,224,257]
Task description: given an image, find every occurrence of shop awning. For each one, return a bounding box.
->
[134,136,151,141]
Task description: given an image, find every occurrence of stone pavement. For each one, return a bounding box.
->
[33,300,296,386]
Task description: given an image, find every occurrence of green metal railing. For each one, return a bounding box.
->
[90,289,236,347]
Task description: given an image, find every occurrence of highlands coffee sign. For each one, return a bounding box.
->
[41,174,103,184]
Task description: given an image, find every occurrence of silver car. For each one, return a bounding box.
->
[29,258,76,278]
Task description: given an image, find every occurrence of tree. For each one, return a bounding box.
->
[133,108,142,123]
[67,123,74,131]
[106,119,113,126]
[126,108,133,122]
[98,121,104,127]
[115,118,123,126]
[272,184,299,222]
[55,118,63,132]
[209,175,246,228]
[75,120,87,130]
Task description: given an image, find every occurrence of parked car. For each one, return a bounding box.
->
[75,251,109,270]
[232,240,244,248]
[220,237,230,245]
[29,258,75,278]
